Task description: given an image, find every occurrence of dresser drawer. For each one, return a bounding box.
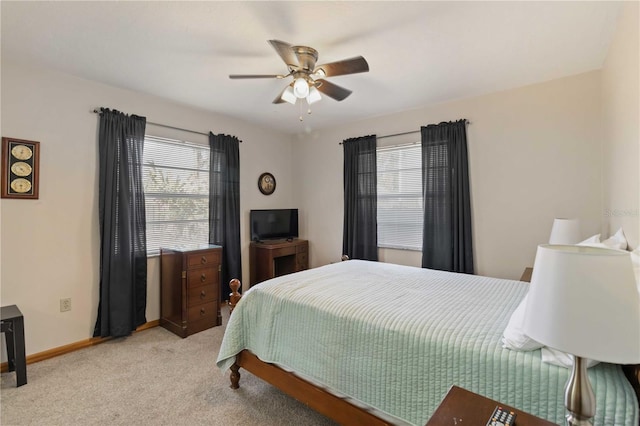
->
[187,283,218,307]
[187,250,221,269]
[296,243,308,253]
[187,267,218,288]
[187,301,217,323]
[188,315,217,335]
[270,246,296,258]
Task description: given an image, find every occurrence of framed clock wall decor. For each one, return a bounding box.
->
[258,172,276,195]
[1,137,40,199]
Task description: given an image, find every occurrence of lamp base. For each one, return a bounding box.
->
[564,355,595,426]
[565,413,593,426]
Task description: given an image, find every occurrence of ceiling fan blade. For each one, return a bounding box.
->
[229,74,286,79]
[315,79,352,101]
[314,56,369,77]
[268,40,298,68]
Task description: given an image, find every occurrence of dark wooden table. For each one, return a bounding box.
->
[1,304,27,386]
[425,385,557,425]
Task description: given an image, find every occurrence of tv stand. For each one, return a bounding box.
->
[249,239,308,286]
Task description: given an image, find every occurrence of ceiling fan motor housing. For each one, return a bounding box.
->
[291,46,318,71]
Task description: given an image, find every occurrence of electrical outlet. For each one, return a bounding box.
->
[60,298,71,312]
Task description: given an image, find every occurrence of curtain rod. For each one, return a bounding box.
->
[147,121,209,137]
[91,109,241,141]
[378,130,420,140]
[338,120,471,145]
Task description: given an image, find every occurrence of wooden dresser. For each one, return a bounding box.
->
[249,239,308,286]
[160,244,222,337]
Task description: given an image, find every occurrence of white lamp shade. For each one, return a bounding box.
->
[523,245,640,363]
[307,86,322,104]
[549,218,580,244]
[280,86,297,104]
[293,77,310,98]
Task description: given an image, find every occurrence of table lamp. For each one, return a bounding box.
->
[549,218,581,244]
[523,244,640,425]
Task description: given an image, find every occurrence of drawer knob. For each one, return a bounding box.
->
[200,290,206,299]
[201,256,207,264]
[200,308,206,315]
[200,273,206,282]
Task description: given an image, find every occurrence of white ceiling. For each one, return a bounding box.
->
[1,1,622,135]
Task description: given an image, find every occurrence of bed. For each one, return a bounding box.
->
[216,260,640,425]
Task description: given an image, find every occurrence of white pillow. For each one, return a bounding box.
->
[602,227,628,250]
[541,347,599,369]
[577,234,600,245]
[502,294,544,351]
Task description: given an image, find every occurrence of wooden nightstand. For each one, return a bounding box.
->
[425,386,556,426]
[520,267,533,283]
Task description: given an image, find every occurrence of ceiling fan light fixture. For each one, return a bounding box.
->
[293,77,310,98]
[307,86,322,104]
[280,86,297,104]
[230,40,369,107]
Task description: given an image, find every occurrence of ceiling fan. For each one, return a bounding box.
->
[229,40,369,105]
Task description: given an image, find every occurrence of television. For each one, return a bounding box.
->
[250,209,299,242]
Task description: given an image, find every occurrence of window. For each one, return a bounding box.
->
[376,143,423,250]
[143,135,209,255]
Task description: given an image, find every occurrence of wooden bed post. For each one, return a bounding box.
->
[228,279,243,389]
[228,279,242,314]
[230,362,241,389]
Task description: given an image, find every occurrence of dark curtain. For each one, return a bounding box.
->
[209,133,241,301]
[94,108,148,338]
[421,119,473,273]
[342,135,378,261]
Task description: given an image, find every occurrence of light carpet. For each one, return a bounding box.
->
[0,306,337,426]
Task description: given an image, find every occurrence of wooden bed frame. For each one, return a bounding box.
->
[225,279,640,425]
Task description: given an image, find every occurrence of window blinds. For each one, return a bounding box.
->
[142,135,210,255]
[376,143,423,250]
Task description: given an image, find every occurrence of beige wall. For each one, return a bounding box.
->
[0,62,294,359]
[293,71,604,280]
[2,4,637,360]
[601,2,639,249]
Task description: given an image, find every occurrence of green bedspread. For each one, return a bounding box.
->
[216,260,638,425]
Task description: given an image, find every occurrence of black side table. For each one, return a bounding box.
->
[1,305,27,386]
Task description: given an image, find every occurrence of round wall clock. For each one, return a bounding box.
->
[11,162,32,177]
[258,172,276,195]
[10,178,32,193]
[11,145,33,160]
